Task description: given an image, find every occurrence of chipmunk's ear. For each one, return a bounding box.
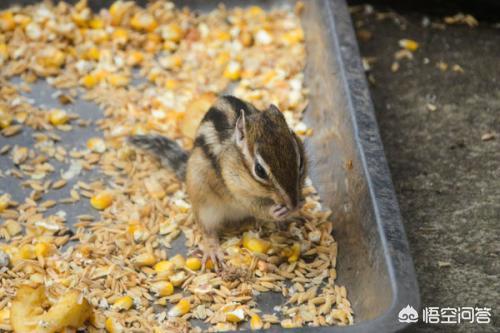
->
[235,109,246,148]
[267,104,281,115]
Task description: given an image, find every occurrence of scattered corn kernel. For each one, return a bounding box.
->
[19,244,36,260]
[154,260,175,273]
[109,1,131,26]
[0,11,16,31]
[49,109,70,126]
[150,281,174,297]
[282,28,304,45]
[250,314,263,330]
[90,191,113,210]
[185,257,201,271]
[112,27,129,44]
[286,242,301,263]
[168,299,190,317]
[87,137,106,153]
[35,242,53,257]
[0,194,11,212]
[161,23,183,42]
[89,18,104,30]
[113,295,133,311]
[224,61,242,80]
[205,258,215,270]
[165,79,178,90]
[399,39,419,52]
[133,252,156,267]
[105,317,124,333]
[127,51,144,66]
[81,73,101,88]
[107,73,129,87]
[38,47,65,68]
[127,223,146,242]
[83,46,100,61]
[131,12,158,32]
[242,233,271,254]
[225,308,245,323]
[281,319,299,328]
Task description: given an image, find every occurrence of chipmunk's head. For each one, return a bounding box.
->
[235,104,307,211]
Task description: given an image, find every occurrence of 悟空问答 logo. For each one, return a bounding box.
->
[398,305,419,323]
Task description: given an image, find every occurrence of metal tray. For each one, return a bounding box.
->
[0,0,420,332]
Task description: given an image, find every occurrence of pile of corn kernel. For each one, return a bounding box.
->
[0,1,353,332]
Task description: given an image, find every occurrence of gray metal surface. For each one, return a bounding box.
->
[0,0,420,332]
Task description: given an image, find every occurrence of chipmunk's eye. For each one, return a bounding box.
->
[254,162,267,180]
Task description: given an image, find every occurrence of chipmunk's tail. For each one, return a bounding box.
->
[128,135,188,180]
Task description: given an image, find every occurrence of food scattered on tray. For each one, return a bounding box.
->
[0,1,353,331]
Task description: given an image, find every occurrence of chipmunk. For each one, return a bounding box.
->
[129,95,307,270]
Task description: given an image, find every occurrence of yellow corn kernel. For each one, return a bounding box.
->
[281,319,299,328]
[216,51,230,65]
[0,307,10,325]
[205,258,215,271]
[90,191,113,210]
[154,260,175,273]
[105,317,124,333]
[164,79,178,90]
[19,244,36,260]
[399,39,419,52]
[15,14,31,28]
[224,61,242,81]
[127,223,146,242]
[81,73,101,88]
[113,295,133,311]
[133,252,156,267]
[282,29,304,45]
[248,6,264,17]
[0,194,11,212]
[170,254,185,269]
[225,308,245,323]
[150,281,174,297]
[112,27,128,44]
[109,1,131,26]
[131,12,158,32]
[169,270,187,287]
[87,137,106,153]
[240,31,254,47]
[185,257,201,271]
[83,46,100,61]
[72,11,89,27]
[35,242,53,257]
[127,51,144,66]
[107,73,129,87]
[215,30,231,42]
[286,242,301,263]
[38,47,65,68]
[89,18,104,29]
[250,314,263,330]
[4,220,22,236]
[48,109,69,126]
[0,43,9,64]
[242,233,270,254]
[161,23,183,42]
[168,299,190,317]
[0,12,16,31]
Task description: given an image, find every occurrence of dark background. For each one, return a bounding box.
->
[347,1,499,332]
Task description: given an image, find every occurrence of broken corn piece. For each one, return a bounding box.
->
[81,73,101,88]
[131,12,157,32]
[250,314,263,330]
[0,111,12,129]
[87,137,106,153]
[112,27,128,44]
[170,254,185,269]
[169,271,187,287]
[224,61,242,81]
[185,257,201,271]
[105,317,124,333]
[90,191,113,210]
[49,109,69,126]
[399,39,419,51]
[113,295,133,311]
[161,23,183,42]
[107,73,129,87]
[35,242,53,257]
[226,308,245,323]
[150,281,174,297]
[287,242,301,263]
[89,18,104,30]
[0,194,11,212]
[133,252,156,267]
[127,223,146,242]
[282,28,304,44]
[83,47,100,61]
[19,244,36,260]
[242,233,270,254]
[168,299,190,317]
[0,12,16,31]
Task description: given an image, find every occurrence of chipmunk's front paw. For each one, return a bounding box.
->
[270,204,290,221]
[200,237,225,272]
